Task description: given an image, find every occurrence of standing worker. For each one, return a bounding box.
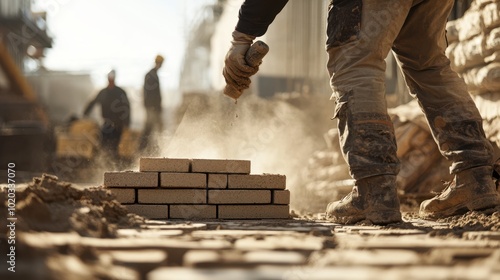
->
[140,55,164,152]
[83,69,130,159]
[222,0,500,224]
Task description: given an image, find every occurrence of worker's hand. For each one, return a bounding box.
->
[223,30,259,92]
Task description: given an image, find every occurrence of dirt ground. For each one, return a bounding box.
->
[1,175,499,280]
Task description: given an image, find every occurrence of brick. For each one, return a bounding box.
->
[126,205,168,219]
[104,172,158,187]
[208,190,271,204]
[227,174,286,189]
[140,157,190,172]
[273,190,290,204]
[109,250,167,267]
[218,205,290,219]
[170,205,217,219]
[160,173,206,188]
[138,189,206,204]
[208,174,227,189]
[108,188,135,204]
[191,159,250,174]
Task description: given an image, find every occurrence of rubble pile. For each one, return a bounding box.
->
[0,174,143,238]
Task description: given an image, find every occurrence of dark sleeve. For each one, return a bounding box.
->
[235,0,289,37]
[121,90,131,127]
[83,90,102,116]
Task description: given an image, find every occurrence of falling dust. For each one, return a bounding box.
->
[0,173,143,238]
[155,93,332,210]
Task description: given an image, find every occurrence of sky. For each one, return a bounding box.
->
[32,0,214,91]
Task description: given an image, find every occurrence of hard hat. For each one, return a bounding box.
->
[155,55,164,64]
[107,69,116,79]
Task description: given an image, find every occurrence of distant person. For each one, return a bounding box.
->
[83,69,130,159]
[140,55,164,151]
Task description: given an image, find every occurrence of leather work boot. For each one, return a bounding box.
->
[325,175,402,225]
[420,166,500,220]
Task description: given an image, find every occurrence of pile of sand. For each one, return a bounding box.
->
[437,206,500,232]
[0,174,143,238]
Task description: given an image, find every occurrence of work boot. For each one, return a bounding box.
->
[325,175,402,225]
[420,166,500,220]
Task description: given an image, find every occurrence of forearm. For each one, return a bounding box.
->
[235,0,288,37]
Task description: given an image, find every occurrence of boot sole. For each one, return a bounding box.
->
[420,193,500,220]
[329,210,402,225]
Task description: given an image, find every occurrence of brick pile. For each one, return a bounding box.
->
[104,158,290,220]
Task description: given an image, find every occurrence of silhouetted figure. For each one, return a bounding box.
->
[83,70,130,159]
[140,55,164,152]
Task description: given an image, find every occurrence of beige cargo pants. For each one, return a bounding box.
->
[326,0,494,180]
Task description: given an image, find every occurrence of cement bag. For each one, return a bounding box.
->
[483,2,500,29]
[447,35,485,72]
[458,9,484,41]
[462,62,500,93]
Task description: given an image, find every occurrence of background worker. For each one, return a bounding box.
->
[140,55,164,152]
[83,69,130,159]
[222,0,500,224]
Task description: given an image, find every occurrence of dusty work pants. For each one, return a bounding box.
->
[326,0,494,180]
[140,108,164,151]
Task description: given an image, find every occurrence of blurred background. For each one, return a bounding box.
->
[2,0,497,213]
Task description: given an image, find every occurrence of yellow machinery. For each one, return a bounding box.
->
[55,118,141,160]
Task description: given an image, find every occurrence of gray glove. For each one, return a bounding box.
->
[223,30,259,92]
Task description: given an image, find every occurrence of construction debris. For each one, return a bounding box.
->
[0,174,143,238]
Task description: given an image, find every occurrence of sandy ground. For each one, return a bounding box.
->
[1,175,499,280]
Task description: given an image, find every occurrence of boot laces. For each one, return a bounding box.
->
[341,186,358,202]
[431,180,454,197]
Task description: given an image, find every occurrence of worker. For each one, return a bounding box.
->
[140,54,164,152]
[222,0,500,224]
[83,69,130,159]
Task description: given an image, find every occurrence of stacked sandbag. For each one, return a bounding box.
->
[300,129,353,208]
[446,0,500,148]
[446,0,500,94]
[388,101,452,195]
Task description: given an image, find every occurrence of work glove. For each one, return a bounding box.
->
[223,30,259,92]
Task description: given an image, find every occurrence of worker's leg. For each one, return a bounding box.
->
[392,0,500,218]
[140,110,154,151]
[101,122,122,159]
[325,0,413,224]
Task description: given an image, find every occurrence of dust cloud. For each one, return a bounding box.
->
[155,93,332,205]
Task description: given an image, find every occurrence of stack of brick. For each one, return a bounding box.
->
[104,158,290,220]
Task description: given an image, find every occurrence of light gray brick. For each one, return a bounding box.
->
[273,190,290,204]
[208,174,227,189]
[227,174,286,189]
[126,205,168,219]
[218,205,290,219]
[140,157,191,172]
[108,188,136,204]
[104,171,158,187]
[160,173,206,188]
[191,159,250,174]
[208,190,271,204]
[138,189,206,204]
[169,205,217,219]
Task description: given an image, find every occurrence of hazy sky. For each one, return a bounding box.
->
[32,0,213,89]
